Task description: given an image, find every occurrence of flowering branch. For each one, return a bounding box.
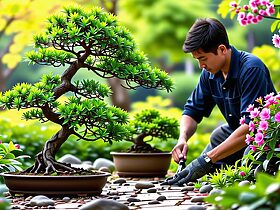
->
[240,92,280,173]
[230,0,280,48]
[258,13,280,20]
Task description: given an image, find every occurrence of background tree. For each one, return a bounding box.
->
[119,0,216,72]
[0,0,92,92]
[0,6,173,173]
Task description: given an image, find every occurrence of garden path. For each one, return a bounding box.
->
[8,174,214,210]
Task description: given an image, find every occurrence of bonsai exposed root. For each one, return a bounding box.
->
[24,152,75,174]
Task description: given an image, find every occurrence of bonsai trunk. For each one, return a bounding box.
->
[26,127,74,174]
[108,78,130,111]
[128,134,162,153]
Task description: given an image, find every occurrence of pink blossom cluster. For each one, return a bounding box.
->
[230,0,275,26]
[240,92,280,152]
[272,30,280,48]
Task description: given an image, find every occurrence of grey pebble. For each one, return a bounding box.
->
[187,182,195,186]
[156,195,166,201]
[135,182,155,189]
[238,180,251,186]
[127,197,141,202]
[147,188,157,193]
[62,197,71,202]
[29,195,55,207]
[209,188,224,196]
[113,178,127,184]
[181,186,195,191]
[190,196,206,203]
[79,199,129,210]
[199,185,213,193]
[148,200,161,204]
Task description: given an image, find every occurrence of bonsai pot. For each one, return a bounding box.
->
[110,152,171,177]
[1,171,110,196]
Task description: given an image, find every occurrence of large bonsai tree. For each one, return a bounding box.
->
[0,6,173,174]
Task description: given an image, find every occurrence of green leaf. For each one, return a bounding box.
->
[271,20,280,32]
[0,144,9,154]
[254,173,277,195]
[5,153,15,159]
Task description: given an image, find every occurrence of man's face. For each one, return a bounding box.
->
[191,46,226,74]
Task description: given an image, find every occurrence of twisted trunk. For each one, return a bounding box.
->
[26,127,74,174]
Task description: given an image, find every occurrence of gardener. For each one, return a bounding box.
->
[163,18,277,185]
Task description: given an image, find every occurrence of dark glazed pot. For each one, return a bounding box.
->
[1,172,110,196]
[110,152,171,177]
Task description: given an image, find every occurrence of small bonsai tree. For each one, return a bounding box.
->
[125,109,179,153]
[0,6,173,174]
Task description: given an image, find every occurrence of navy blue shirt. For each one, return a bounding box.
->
[183,46,276,130]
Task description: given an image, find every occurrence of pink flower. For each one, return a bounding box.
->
[243,5,249,10]
[264,92,275,100]
[255,132,264,146]
[238,12,246,19]
[259,120,268,131]
[264,146,269,151]
[256,15,263,21]
[259,9,268,16]
[275,112,280,123]
[240,116,246,125]
[264,97,278,107]
[249,121,255,132]
[246,104,254,112]
[259,108,270,120]
[250,145,257,151]
[239,171,246,176]
[251,17,258,24]
[247,13,254,20]
[245,134,253,145]
[239,19,248,26]
[230,1,238,7]
[250,108,260,119]
[272,33,280,48]
[15,144,20,149]
[266,5,275,15]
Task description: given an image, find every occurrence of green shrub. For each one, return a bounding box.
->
[208,162,253,189]
[205,173,280,209]
[0,119,131,166]
[0,141,29,173]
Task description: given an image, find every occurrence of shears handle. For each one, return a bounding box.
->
[175,158,186,174]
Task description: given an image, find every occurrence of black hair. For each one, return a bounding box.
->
[183,18,230,54]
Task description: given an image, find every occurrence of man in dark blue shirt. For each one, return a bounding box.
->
[163,18,276,185]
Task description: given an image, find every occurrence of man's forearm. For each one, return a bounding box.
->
[179,115,197,142]
[207,124,249,163]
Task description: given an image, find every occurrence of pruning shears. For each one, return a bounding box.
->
[161,158,186,185]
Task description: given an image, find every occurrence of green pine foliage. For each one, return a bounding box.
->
[0,6,174,173]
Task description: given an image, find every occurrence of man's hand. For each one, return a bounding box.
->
[172,138,188,163]
[161,154,214,186]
